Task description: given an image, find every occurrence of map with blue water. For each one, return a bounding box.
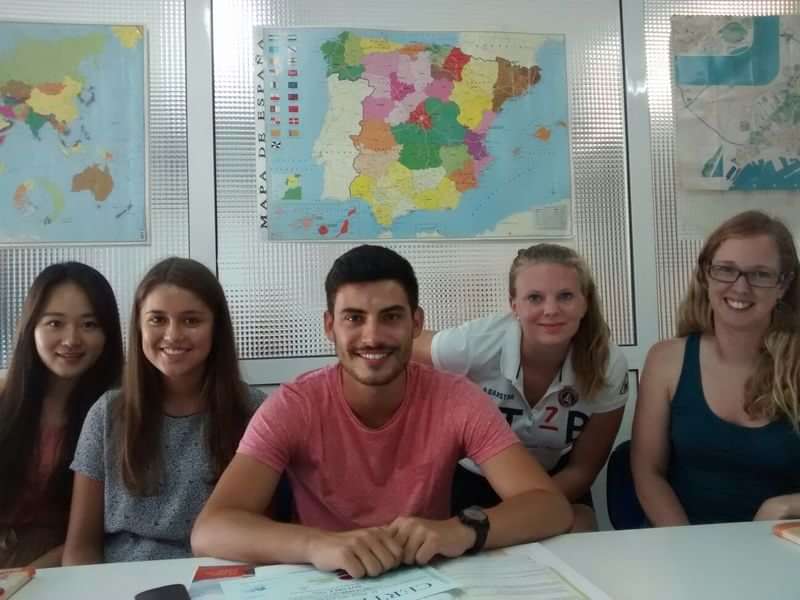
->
[0,22,147,244]
[673,16,800,192]
[256,28,571,240]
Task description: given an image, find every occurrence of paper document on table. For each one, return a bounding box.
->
[0,567,35,599]
[221,564,457,600]
[188,565,256,599]
[429,544,611,599]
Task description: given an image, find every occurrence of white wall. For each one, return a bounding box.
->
[1,0,660,531]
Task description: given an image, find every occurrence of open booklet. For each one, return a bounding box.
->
[188,543,610,600]
[0,567,35,600]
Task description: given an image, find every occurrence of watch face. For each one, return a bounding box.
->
[463,506,487,523]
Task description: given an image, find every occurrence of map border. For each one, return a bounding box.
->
[254,26,574,242]
[0,19,151,247]
[669,14,800,239]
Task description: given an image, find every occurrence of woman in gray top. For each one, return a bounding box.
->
[63,258,264,564]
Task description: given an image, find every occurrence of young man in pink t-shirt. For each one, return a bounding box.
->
[192,245,572,577]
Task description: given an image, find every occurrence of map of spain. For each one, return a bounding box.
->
[259,28,571,240]
[0,22,146,244]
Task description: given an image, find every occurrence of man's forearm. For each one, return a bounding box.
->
[192,508,320,564]
[483,489,572,548]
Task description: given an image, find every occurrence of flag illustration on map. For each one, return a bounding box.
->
[258,28,572,240]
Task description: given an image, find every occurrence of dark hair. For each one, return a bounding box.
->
[118,257,251,495]
[0,262,123,515]
[324,245,419,312]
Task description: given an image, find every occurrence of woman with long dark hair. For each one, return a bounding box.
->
[63,257,263,563]
[0,262,122,567]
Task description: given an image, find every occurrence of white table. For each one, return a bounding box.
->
[15,521,800,599]
[546,520,800,599]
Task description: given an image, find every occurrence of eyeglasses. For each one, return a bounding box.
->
[707,264,785,288]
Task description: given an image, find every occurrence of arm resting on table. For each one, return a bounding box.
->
[29,544,63,568]
[631,340,690,527]
[755,494,800,520]
[192,454,408,579]
[481,443,573,546]
[62,473,105,565]
[192,453,314,564]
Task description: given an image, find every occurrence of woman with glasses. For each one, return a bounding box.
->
[632,210,800,526]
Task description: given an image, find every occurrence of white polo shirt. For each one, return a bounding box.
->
[431,312,629,472]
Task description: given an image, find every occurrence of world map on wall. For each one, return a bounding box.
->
[257,28,572,240]
[0,22,147,244]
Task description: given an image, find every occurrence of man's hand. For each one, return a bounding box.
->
[306,527,404,578]
[387,516,475,565]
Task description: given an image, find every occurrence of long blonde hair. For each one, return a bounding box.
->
[509,244,610,398]
[676,210,800,426]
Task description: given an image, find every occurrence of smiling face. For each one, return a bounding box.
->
[511,262,588,353]
[324,280,423,389]
[33,282,107,382]
[139,284,214,388]
[707,235,786,333]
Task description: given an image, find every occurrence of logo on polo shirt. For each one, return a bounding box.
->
[483,387,515,401]
[557,385,578,407]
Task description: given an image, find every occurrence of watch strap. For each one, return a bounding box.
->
[458,506,489,554]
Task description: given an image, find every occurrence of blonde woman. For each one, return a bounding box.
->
[414,244,628,531]
[632,211,800,526]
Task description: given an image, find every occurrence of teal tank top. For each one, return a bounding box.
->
[668,334,800,524]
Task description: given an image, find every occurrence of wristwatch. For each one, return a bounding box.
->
[458,505,490,554]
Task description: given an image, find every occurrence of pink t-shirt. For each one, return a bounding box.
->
[238,362,519,531]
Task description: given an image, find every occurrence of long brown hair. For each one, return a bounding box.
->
[0,262,122,515]
[676,210,800,425]
[509,243,610,398]
[118,257,251,495]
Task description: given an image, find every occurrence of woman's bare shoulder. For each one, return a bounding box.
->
[642,337,689,389]
[647,337,687,361]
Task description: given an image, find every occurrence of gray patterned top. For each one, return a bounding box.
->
[70,387,265,562]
